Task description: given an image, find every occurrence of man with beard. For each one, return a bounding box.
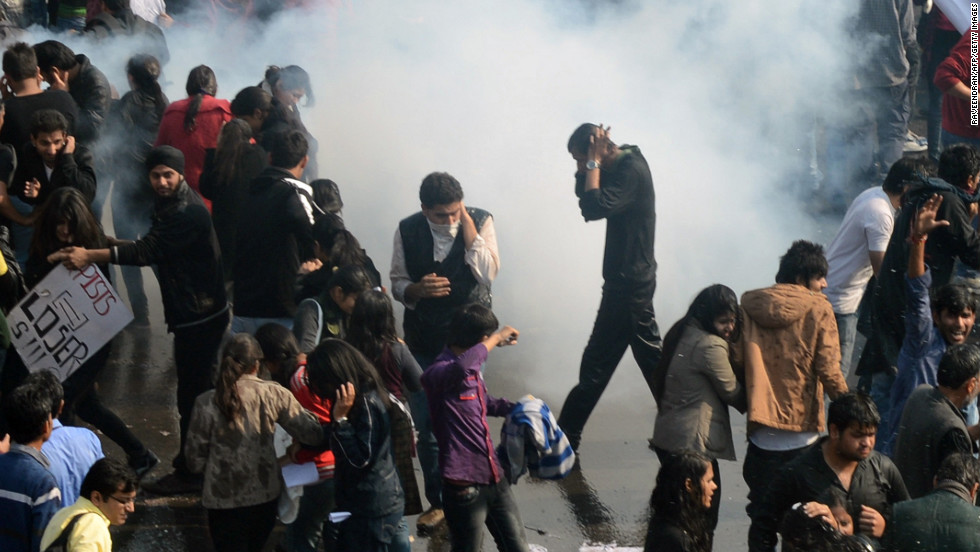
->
[753,393,909,552]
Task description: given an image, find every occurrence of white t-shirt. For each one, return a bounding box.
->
[130,0,166,23]
[824,187,896,314]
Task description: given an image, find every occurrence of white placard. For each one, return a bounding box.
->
[8,264,133,380]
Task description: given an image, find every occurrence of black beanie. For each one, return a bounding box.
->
[144,145,185,175]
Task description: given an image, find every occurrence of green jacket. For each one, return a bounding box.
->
[883,481,980,551]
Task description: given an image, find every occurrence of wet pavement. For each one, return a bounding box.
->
[89,276,755,551]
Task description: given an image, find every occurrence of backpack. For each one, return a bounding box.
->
[43,512,94,552]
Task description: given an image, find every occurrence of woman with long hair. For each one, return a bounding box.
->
[650,284,746,534]
[293,264,374,353]
[644,451,717,552]
[106,53,169,326]
[24,187,158,476]
[155,65,232,209]
[305,338,410,552]
[184,333,323,552]
[199,118,267,284]
[260,64,319,180]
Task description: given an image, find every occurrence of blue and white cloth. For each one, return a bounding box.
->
[498,395,575,483]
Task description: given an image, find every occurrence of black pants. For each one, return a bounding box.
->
[744,442,808,552]
[171,310,229,474]
[207,499,278,552]
[558,280,661,449]
[61,344,147,459]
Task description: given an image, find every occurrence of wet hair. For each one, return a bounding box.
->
[447,304,499,350]
[265,65,314,107]
[775,240,828,285]
[30,108,68,136]
[779,503,871,552]
[938,144,980,190]
[937,343,980,390]
[255,323,301,386]
[22,370,63,418]
[230,86,273,118]
[327,264,373,298]
[32,41,77,72]
[827,392,879,434]
[935,452,980,490]
[816,486,850,515]
[103,0,129,12]
[268,129,308,169]
[2,383,50,444]
[31,187,106,261]
[648,450,712,552]
[183,65,218,133]
[419,172,463,208]
[3,42,37,81]
[347,289,399,365]
[311,179,342,215]
[312,213,345,252]
[305,338,390,414]
[653,284,741,404]
[80,458,138,500]
[126,54,167,119]
[882,157,936,196]
[214,333,263,425]
[932,283,978,317]
[211,119,253,190]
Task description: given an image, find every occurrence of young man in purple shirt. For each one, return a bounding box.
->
[421,304,528,552]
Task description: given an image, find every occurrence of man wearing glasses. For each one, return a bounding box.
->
[40,458,139,551]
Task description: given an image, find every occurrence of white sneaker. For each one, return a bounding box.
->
[904,130,928,153]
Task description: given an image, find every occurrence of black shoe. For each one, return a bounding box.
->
[142,472,203,496]
[129,450,160,479]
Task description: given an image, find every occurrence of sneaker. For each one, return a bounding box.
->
[141,472,203,496]
[416,507,445,535]
[904,131,928,153]
[129,450,160,479]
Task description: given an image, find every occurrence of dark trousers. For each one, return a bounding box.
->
[172,310,229,474]
[62,344,146,459]
[558,280,662,449]
[744,442,808,552]
[207,499,278,552]
[655,447,720,532]
[442,479,529,552]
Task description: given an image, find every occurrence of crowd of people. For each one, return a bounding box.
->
[1,1,980,552]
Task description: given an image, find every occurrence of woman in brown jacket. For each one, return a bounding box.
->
[651,284,747,536]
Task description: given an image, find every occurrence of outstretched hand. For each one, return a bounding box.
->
[912,193,950,238]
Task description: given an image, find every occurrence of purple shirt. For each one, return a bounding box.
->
[421,344,514,485]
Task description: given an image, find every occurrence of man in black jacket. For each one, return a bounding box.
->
[51,146,229,496]
[31,41,109,148]
[558,123,662,452]
[755,393,909,552]
[232,129,318,334]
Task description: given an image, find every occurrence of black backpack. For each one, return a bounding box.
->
[43,512,94,552]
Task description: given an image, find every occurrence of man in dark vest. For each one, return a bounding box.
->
[390,171,500,533]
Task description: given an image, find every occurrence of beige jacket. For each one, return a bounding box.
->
[652,323,746,461]
[741,284,847,435]
[184,374,324,509]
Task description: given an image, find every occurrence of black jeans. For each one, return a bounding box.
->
[61,344,147,459]
[207,499,278,552]
[744,442,808,552]
[558,280,662,449]
[442,478,529,552]
[172,310,229,474]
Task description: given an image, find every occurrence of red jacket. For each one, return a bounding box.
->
[154,95,232,209]
[935,29,980,139]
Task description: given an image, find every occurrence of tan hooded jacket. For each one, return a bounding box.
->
[740,284,847,435]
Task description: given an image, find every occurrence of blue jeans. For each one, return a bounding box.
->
[442,478,529,552]
[337,511,410,552]
[409,355,442,509]
[835,312,858,380]
[868,370,895,428]
[284,478,337,552]
[941,129,980,151]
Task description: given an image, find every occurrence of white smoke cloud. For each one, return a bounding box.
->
[21,0,859,403]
